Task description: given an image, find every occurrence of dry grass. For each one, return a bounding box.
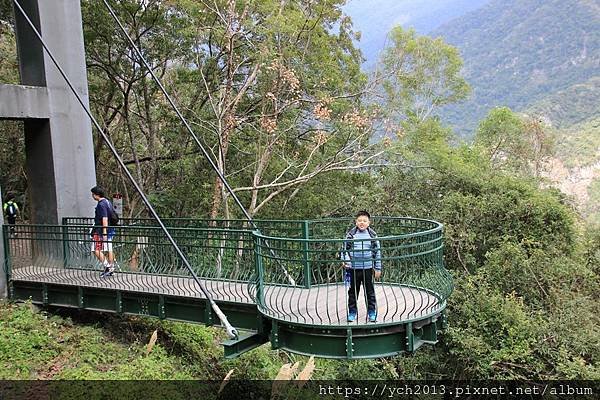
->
[145,329,158,356]
[271,357,315,398]
[218,369,234,394]
[295,356,315,388]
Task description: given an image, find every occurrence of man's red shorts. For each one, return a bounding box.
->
[91,232,113,252]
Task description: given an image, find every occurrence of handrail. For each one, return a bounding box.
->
[5,217,452,328]
[251,216,451,327]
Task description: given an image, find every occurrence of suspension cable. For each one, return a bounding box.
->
[100,0,296,285]
[12,0,239,339]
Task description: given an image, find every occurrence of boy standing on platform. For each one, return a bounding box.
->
[342,211,382,322]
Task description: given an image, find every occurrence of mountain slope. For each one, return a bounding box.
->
[527,76,600,129]
[434,0,600,135]
[343,0,490,65]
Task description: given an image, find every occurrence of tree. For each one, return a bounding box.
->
[84,0,384,219]
[376,26,470,127]
[83,0,200,216]
[475,106,554,176]
[0,0,18,84]
[172,0,384,219]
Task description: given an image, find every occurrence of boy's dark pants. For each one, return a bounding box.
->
[347,268,376,314]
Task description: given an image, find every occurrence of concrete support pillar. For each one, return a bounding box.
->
[4,0,97,224]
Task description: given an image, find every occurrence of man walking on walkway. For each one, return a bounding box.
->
[90,186,117,277]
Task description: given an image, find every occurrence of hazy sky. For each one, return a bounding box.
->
[342,0,490,64]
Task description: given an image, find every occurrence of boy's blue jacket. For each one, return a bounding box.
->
[342,226,382,270]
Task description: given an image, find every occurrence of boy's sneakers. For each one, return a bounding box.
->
[368,310,377,323]
[100,265,115,278]
[347,311,357,322]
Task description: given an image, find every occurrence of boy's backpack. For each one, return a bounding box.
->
[6,202,17,218]
[103,199,119,225]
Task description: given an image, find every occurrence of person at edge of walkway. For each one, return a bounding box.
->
[90,186,116,277]
[341,210,382,323]
[3,194,20,237]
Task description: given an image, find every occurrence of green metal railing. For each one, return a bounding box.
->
[253,217,453,326]
[5,217,452,329]
[62,217,305,238]
[5,223,258,303]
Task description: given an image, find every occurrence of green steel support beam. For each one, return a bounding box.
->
[8,279,447,359]
[116,291,123,314]
[270,319,280,349]
[158,295,166,319]
[204,300,214,326]
[406,322,415,353]
[10,281,260,331]
[222,331,269,359]
[270,322,415,359]
[346,328,353,359]
[42,283,48,306]
[421,318,439,343]
[77,286,83,308]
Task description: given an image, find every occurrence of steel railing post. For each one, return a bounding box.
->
[302,220,311,288]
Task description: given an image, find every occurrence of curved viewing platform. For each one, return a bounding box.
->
[5,216,453,358]
[253,217,452,327]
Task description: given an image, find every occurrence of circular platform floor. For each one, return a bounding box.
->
[261,282,441,326]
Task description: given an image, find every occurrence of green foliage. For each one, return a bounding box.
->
[223,347,284,380]
[482,241,597,307]
[0,302,216,380]
[0,302,298,381]
[475,107,525,159]
[0,120,26,211]
[445,276,545,379]
[371,117,599,379]
[542,293,600,379]
[583,225,600,275]
[0,12,18,84]
[378,26,470,124]
[0,303,61,378]
[81,0,376,219]
[403,116,453,153]
[0,9,25,209]
[259,170,382,220]
[474,106,554,177]
[380,147,575,273]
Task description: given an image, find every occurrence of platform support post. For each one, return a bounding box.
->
[270,320,280,349]
[302,221,311,288]
[346,328,354,359]
[406,322,415,352]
